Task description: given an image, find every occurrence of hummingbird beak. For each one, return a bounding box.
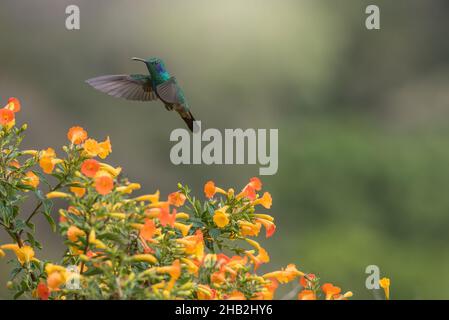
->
[131,57,146,63]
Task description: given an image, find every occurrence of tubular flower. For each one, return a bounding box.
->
[245,246,270,270]
[158,206,177,227]
[46,191,70,199]
[23,171,40,189]
[180,258,199,275]
[39,148,58,174]
[140,219,156,241]
[36,282,50,300]
[117,183,142,194]
[321,283,342,300]
[239,220,261,237]
[83,138,101,157]
[99,162,122,177]
[81,159,100,177]
[70,186,86,197]
[174,222,192,237]
[225,291,246,300]
[94,171,114,195]
[67,225,86,242]
[98,136,112,159]
[0,108,14,126]
[0,244,37,265]
[197,285,216,300]
[131,254,157,264]
[298,290,317,300]
[45,264,67,290]
[135,190,159,202]
[177,230,204,261]
[168,191,186,207]
[213,207,230,228]
[255,218,276,238]
[237,185,256,200]
[155,259,181,290]
[6,97,21,113]
[379,277,390,300]
[262,264,304,284]
[253,192,272,209]
[67,126,87,145]
[204,181,226,198]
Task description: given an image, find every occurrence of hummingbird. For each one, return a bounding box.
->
[86,57,197,132]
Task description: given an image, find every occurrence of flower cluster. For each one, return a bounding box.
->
[0,98,352,300]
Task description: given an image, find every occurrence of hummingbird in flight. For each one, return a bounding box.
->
[86,57,197,132]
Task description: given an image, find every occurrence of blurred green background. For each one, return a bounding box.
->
[1,0,449,299]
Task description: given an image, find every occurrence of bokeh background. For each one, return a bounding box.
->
[1,0,449,299]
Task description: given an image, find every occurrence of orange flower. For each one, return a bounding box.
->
[67,225,85,242]
[0,108,14,126]
[81,159,100,177]
[248,177,262,191]
[204,181,226,198]
[176,230,204,261]
[36,282,50,300]
[197,285,216,300]
[9,160,20,169]
[239,220,261,237]
[83,138,101,157]
[70,186,86,197]
[67,126,88,145]
[253,192,272,209]
[168,191,186,207]
[39,148,57,174]
[140,219,156,241]
[6,97,21,113]
[225,291,246,300]
[255,218,276,238]
[321,283,341,300]
[262,264,304,284]
[23,171,39,189]
[213,207,230,228]
[155,259,181,290]
[158,206,177,228]
[300,273,316,289]
[246,246,270,270]
[98,136,112,159]
[298,289,316,300]
[94,172,114,195]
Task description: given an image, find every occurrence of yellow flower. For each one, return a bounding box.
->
[174,222,192,237]
[0,244,37,265]
[213,207,230,228]
[98,136,112,159]
[83,138,101,157]
[99,162,122,177]
[131,254,157,264]
[239,221,261,237]
[262,264,304,284]
[46,191,71,199]
[70,186,86,197]
[116,183,142,194]
[379,277,390,300]
[23,171,40,189]
[45,263,67,290]
[134,190,160,202]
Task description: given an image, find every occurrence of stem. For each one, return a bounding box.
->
[20,181,64,236]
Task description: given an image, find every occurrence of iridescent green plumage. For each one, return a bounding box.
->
[86,57,196,132]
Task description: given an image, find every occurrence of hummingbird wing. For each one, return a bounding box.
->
[156,77,198,132]
[85,74,157,101]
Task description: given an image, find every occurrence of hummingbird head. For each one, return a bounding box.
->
[132,57,168,77]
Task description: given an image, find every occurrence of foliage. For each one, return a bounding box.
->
[0,98,353,300]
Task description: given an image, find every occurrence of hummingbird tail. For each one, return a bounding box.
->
[180,111,198,133]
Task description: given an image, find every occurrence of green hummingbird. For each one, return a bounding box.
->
[86,57,197,132]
